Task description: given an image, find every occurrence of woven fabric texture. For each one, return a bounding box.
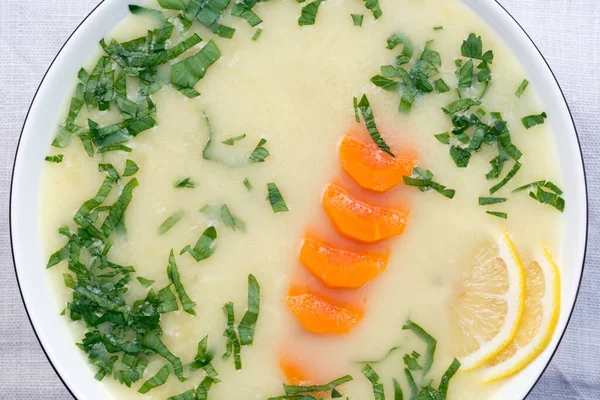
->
[0,0,598,398]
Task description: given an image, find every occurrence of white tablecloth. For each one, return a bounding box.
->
[0,0,598,398]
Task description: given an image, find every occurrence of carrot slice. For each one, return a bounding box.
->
[286,287,364,334]
[279,355,315,386]
[299,236,389,288]
[339,134,417,192]
[322,183,409,243]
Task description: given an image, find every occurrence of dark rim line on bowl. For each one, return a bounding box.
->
[9,1,589,399]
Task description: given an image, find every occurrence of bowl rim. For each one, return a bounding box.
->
[9,0,589,399]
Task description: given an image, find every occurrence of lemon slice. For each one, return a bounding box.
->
[480,247,561,383]
[452,232,526,371]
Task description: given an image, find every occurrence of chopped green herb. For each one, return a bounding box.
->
[353,96,360,123]
[433,25,443,30]
[220,204,246,232]
[403,351,422,371]
[222,302,242,370]
[249,138,270,162]
[486,211,508,219]
[158,211,184,235]
[449,146,471,168]
[98,163,120,182]
[393,378,404,400]
[222,133,247,146]
[101,178,138,237]
[442,98,481,115]
[357,94,394,157]
[195,376,216,400]
[142,332,185,381]
[402,320,437,375]
[514,181,565,212]
[138,365,170,394]
[189,335,219,378]
[461,33,493,63]
[521,112,547,129]
[363,0,382,19]
[438,358,461,396]
[298,0,325,26]
[362,364,385,400]
[97,144,132,153]
[174,177,196,189]
[252,28,263,41]
[231,3,263,27]
[168,390,195,400]
[45,154,63,163]
[267,182,289,213]
[434,78,450,93]
[123,159,139,176]
[457,59,473,88]
[434,132,450,144]
[136,276,155,287]
[478,197,507,205]
[168,250,196,315]
[238,274,260,345]
[171,41,221,98]
[490,161,522,194]
[157,0,187,9]
[180,226,217,261]
[283,375,353,394]
[243,178,253,191]
[403,167,455,199]
[332,388,343,398]
[515,79,529,98]
[351,14,364,26]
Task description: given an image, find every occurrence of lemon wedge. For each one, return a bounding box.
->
[480,247,561,383]
[451,232,526,371]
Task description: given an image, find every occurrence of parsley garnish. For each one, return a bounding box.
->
[267,182,289,213]
[167,250,196,315]
[249,138,270,162]
[252,28,263,41]
[514,180,565,212]
[180,226,217,261]
[101,178,138,238]
[298,0,325,26]
[158,211,184,235]
[243,178,253,191]
[403,167,455,199]
[123,159,139,176]
[363,0,382,19]
[222,302,242,369]
[222,133,246,146]
[238,274,260,345]
[357,94,395,157]
[174,177,196,188]
[442,98,481,115]
[231,3,263,27]
[362,365,385,400]
[138,365,170,394]
[136,276,155,287]
[521,112,547,129]
[433,25,443,30]
[486,211,508,219]
[515,79,529,98]
[352,14,364,26]
[479,197,507,205]
[143,332,185,381]
[157,0,187,9]
[98,163,120,182]
[449,146,472,168]
[201,204,246,231]
[45,154,63,163]
[434,132,450,144]
[171,41,221,98]
[490,161,522,194]
[402,320,437,375]
[282,375,353,395]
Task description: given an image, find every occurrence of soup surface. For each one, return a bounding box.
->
[41,0,564,398]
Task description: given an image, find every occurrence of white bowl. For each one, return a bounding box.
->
[10,0,588,399]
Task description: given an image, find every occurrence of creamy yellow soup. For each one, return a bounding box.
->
[41,0,563,398]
